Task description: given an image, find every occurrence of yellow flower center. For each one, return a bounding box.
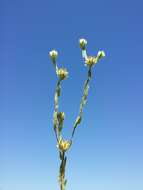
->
[57,68,68,80]
[58,139,71,151]
[85,56,97,66]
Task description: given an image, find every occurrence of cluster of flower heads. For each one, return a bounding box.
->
[49,38,105,81]
[49,50,68,81]
[79,38,105,66]
[49,38,105,153]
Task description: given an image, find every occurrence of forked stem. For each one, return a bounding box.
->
[49,39,105,190]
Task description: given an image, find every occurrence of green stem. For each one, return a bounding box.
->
[53,78,67,190]
[53,79,61,142]
[71,66,92,140]
[59,151,67,190]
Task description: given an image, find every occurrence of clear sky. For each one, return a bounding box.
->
[0,0,143,190]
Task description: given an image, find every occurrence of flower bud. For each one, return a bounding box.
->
[49,50,58,63]
[58,139,71,152]
[56,68,68,80]
[97,51,105,60]
[79,38,87,50]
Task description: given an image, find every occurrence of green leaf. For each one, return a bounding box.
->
[75,116,82,125]
[53,111,58,128]
[73,116,82,130]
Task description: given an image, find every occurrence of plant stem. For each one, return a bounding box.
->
[59,151,67,190]
[70,66,92,140]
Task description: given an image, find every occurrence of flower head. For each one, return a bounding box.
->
[85,56,97,66]
[97,51,105,60]
[56,68,68,80]
[57,138,71,152]
[49,50,58,63]
[79,38,87,50]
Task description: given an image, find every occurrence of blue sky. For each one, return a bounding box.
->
[0,0,143,190]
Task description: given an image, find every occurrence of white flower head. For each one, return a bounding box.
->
[79,38,87,50]
[97,51,105,60]
[49,50,58,62]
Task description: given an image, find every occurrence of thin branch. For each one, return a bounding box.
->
[70,66,92,140]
